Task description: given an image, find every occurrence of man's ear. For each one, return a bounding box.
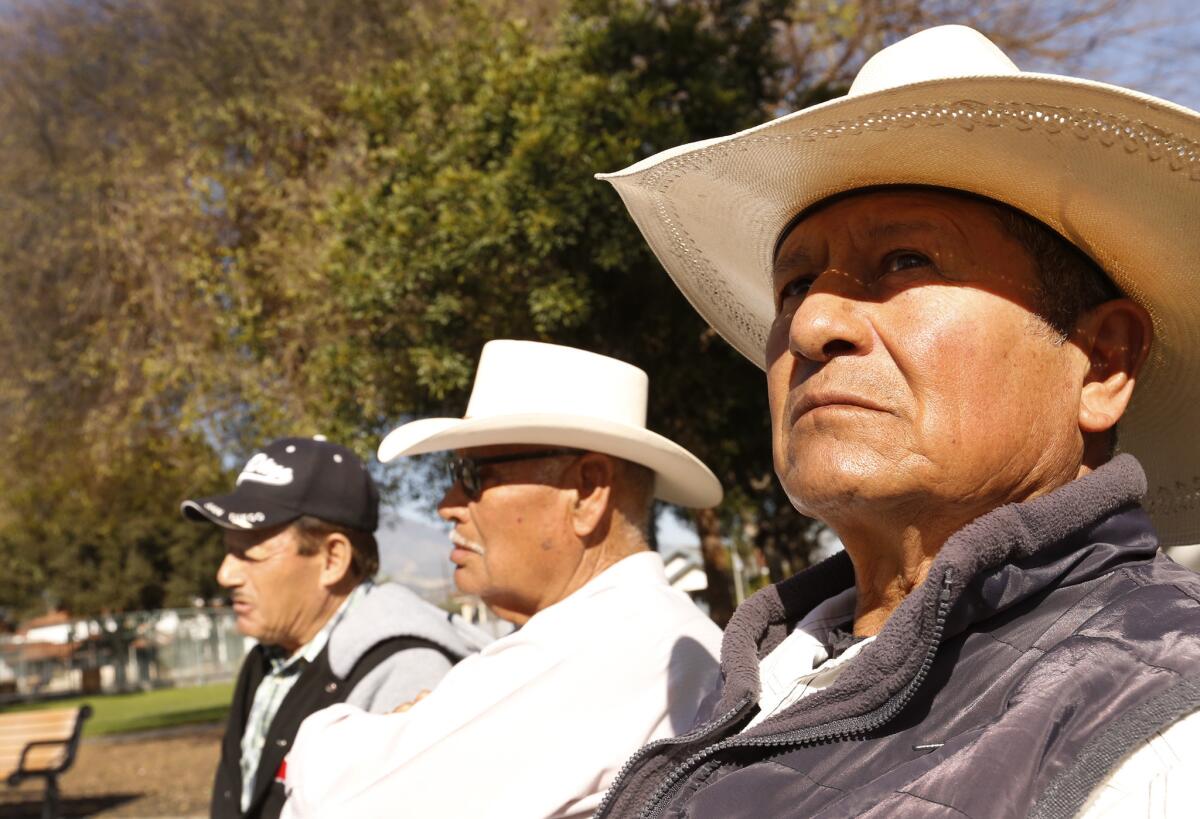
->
[1075,298,1153,435]
[570,453,615,542]
[318,532,355,589]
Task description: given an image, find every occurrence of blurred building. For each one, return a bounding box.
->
[0,606,246,703]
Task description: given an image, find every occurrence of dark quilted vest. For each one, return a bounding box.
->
[596,456,1200,819]
[212,636,456,819]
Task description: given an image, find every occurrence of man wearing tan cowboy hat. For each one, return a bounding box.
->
[280,340,724,818]
[593,24,1200,819]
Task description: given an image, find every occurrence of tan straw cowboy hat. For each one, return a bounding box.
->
[598,24,1200,545]
[378,340,723,508]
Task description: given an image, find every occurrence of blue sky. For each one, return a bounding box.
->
[1043,0,1200,110]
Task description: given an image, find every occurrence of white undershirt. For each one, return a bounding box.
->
[744,589,1200,816]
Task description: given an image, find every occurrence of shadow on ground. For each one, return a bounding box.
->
[0,794,139,817]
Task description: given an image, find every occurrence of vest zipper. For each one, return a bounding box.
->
[592,695,756,819]
[637,569,955,819]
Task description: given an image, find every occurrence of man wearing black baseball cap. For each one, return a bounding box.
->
[183,436,490,819]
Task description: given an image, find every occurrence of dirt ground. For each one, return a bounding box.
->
[0,724,222,818]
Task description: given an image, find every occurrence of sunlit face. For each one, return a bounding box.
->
[217,524,326,651]
[766,189,1089,527]
[437,445,582,622]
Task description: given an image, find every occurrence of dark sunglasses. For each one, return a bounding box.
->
[448,448,584,501]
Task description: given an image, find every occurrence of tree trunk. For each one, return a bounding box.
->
[694,507,735,627]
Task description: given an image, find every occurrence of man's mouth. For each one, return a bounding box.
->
[449,531,485,556]
[791,390,890,424]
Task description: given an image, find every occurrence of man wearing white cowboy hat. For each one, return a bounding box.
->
[593,24,1200,819]
[280,340,724,818]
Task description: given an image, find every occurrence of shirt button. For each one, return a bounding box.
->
[276,739,288,747]
[325,682,338,693]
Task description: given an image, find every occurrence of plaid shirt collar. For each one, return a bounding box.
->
[263,579,371,676]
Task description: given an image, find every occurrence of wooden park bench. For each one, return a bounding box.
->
[0,705,92,819]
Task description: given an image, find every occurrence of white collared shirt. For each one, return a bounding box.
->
[744,588,1200,816]
[281,552,723,819]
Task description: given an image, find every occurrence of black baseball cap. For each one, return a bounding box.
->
[181,436,379,532]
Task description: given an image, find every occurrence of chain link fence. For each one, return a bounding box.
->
[0,607,249,703]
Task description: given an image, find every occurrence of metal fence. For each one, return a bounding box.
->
[0,607,249,703]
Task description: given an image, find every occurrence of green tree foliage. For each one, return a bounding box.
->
[0,0,424,617]
[0,0,1145,620]
[312,0,799,621]
[0,436,229,615]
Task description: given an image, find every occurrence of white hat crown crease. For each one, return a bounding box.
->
[464,340,648,427]
[848,25,1019,96]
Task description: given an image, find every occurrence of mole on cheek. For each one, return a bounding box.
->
[540,540,553,552]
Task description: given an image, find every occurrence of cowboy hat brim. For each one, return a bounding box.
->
[378,413,723,509]
[600,71,1200,545]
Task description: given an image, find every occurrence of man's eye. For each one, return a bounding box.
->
[778,276,813,304]
[884,250,932,273]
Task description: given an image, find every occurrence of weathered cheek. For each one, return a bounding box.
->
[765,358,793,464]
[931,330,1068,443]
[766,359,789,418]
[896,292,973,361]
[898,295,1028,438]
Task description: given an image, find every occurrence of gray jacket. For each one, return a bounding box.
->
[595,455,1200,819]
[329,581,493,712]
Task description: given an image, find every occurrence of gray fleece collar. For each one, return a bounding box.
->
[717,454,1151,732]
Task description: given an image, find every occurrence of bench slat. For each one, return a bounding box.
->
[0,746,65,775]
[0,720,75,734]
[0,709,81,723]
[0,707,86,778]
[0,719,75,732]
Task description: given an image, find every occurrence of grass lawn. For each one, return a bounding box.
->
[0,681,234,737]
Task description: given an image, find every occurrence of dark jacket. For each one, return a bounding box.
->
[595,455,1200,819]
[212,583,491,819]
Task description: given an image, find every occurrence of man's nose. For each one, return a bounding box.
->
[787,270,874,364]
[216,553,243,588]
[437,482,468,522]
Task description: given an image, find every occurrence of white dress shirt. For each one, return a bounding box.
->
[281,552,723,819]
[745,588,1200,817]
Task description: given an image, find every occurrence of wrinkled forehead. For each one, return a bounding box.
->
[773,185,1011,260]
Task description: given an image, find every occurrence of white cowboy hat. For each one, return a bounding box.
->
[598,24,1200,546]
[377,340,723,508]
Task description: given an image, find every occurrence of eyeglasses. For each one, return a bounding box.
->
[448,448,584,501]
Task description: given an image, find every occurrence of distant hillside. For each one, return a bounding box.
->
[376,513,456,603]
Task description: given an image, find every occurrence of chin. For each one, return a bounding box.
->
[234,618,261,640]
[453,568,485,597]
[779,445,909,518]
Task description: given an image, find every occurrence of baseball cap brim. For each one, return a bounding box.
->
[180,493,301,531]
